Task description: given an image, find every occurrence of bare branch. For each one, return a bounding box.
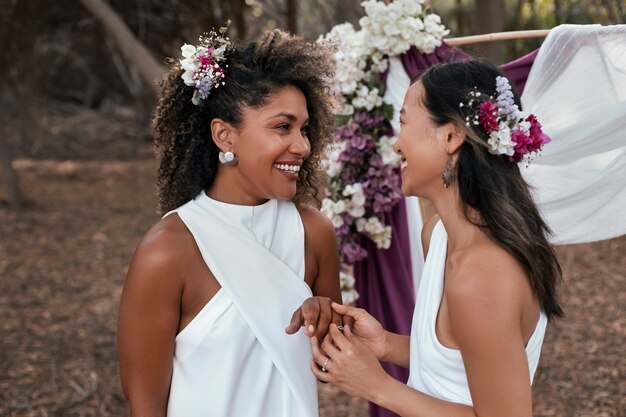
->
[78,0,165,97]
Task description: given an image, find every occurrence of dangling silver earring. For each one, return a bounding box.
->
[219,151,238,166]
[442,155,455,188]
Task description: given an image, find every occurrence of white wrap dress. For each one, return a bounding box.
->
[164,192,317,417]
[407,221,548,405]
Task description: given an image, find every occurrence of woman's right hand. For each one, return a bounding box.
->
[331,302,388,360]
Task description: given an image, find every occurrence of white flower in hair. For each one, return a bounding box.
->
[488,122,516,156]
[179,22,232,105]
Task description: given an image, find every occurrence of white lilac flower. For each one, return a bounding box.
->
[495,76,521,120]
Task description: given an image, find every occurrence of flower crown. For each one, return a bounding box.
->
[180,21,232,105]
[461,76,550,163]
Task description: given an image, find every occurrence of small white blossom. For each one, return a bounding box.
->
[321,198,345,228]
[376,135,400,167]
[488,122,516,156]
[359,0,448,56]
[325,142,347,176]
[181,44,196,58]
[347,204,366,218]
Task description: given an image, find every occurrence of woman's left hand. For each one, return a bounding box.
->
[310,323,390,402]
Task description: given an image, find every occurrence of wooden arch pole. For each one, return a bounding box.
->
[445,29,552,46]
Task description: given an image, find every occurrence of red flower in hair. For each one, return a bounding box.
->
[478,101,499,133]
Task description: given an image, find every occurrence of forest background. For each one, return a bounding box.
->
[0,1,624,416]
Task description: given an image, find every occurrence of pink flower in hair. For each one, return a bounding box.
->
[478,101,499,133]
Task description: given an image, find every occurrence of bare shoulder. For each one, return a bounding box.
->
[297,204,337,247]
[420,213,441,258]
[125,214,196,291]
[446,242,527,323]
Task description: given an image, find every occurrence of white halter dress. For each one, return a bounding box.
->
[407,221,547,405]
[164,192,317,417]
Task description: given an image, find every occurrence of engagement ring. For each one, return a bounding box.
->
[321,357,329,372]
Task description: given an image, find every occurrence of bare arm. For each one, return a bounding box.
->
[313,253,536,417]
[285,206,343,339]
[303,205,342,304]
[118,223,185,417]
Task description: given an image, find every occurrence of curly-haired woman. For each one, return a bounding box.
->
[308,60,563,417]
[117,29,342,417]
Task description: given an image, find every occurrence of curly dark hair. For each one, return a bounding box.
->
[153,29,336,214]
[418,60,563,320]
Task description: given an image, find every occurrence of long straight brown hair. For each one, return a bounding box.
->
[419,60,563,319]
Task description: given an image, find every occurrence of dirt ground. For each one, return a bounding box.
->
[0,158,624,417]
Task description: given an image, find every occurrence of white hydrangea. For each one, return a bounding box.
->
[487,122,516,156]
[376,135,400,167]
[351,84,384,111]
[359,0,449,56]
[318,23,371,97]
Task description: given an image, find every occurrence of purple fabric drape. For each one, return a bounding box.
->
[401,42,471,80]
[500,49,539,95]
[353,197,414,412]
[356,42,537,417]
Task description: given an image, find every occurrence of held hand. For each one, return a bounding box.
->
[331,302,387,360]
[310,324,389,402]
[285,296,343,339]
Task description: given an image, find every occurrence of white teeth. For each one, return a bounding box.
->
[275,163,301,173]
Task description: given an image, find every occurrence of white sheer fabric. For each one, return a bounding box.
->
[521,24,626,244]
[385,24,626,258]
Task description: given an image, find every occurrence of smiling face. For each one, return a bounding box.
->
[394,81,449,198]
[213,84,311,204]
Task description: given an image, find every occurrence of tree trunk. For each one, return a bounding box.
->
[286,0,297,34]
[0,136,20,209]
[473,0,507,62]
[554,0,562,24]
[232,0,247,40]
[616,0,626,22]
[602,0,618,23]
[78,0,165,97]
